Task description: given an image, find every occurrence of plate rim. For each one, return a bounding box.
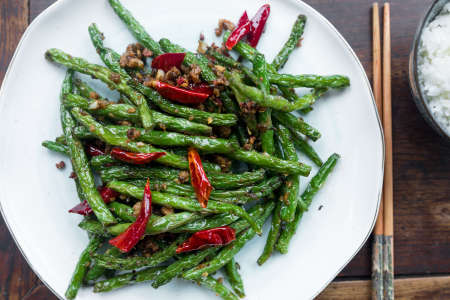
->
[0,0,385,299]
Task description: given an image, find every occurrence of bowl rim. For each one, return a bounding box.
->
[410,0,450,141]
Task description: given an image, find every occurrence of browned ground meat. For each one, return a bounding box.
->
[119,43,148,69]
[188,65,202,84]
[56,161,65,169]
[161,206,174,216]
[178,170,190,184]
[215,19,235,36]
[132,202,141,218]
[239,101,259,114]
[214,155,231,172]
[109,72,121,83]
[126,128,141,140]
[89,91,99,99]
[164,66,181,83]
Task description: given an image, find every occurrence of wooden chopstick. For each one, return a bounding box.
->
[382,3,394,300]
[371,3,384,299]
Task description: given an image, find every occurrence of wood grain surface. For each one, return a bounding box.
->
[1,0,449,299]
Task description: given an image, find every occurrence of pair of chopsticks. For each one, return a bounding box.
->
[372,3,394,300]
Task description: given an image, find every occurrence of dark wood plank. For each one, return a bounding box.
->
[0,2,46,299]
[303,0,450,277]
[317,276,450,300]
[29,0,56,22]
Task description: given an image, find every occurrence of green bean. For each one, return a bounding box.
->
[94,234,188,270]
[65,235,103,299]
[99,164,265,190]
[42,140,69,155]
[171,213,239,233]
[85,246,122,283]
[276,153,340,253]
[210,176,283,204]
[192,276,239,300]
[208,169,267,189]
[73,78,98,99]
[159,38,216,82]
[78,219,109,237]
[206,48,240,69]
[120,175,281,204]
[225,258,245,298]
[129,78,238,127]
[98,124,237,154]
[107,212,201,236]
[229,148,310,176]
[290,129,323,167]
[45,48,154,129]
[276,124,300,222]
[226,71,313,112]
[107,181,262,234]
[108,202,135,222]
[70,108,220,172]
[108,0,163,56]
[257,202,282,265]
[182,201,275,280]
[253,53,275,155]
[60,71,116,226]
[64,93,212,135]
[172,201,266,234]
[64,93,139,123]
[152,247,218,288]
[272,15,307,71]
[152,204,266,288]
[94,267,164,292]
[267,73,350,89]
[272,110,321,141]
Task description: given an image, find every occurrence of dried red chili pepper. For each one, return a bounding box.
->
[247,4,271,47]
[98,186,119,203]
[85,144,105,157]
[237,11,250,28]
[151,81,210,104]
[188,148,212,208]
[151,53,186,72]
[68,200,92,216]
[69,186,119,216]
[109,178,152,252]
[225,19,251,50]
[189,83,214,95]
[176,226,236,253]
[110,148,166,165]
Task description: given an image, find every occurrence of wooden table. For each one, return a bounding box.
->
[0,0,449,299]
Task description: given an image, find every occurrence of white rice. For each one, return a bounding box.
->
[418,3,450,135]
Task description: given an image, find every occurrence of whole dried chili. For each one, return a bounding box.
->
[69,186,119,216]
[110,148,166,165]
[225,18,251,50]
[188,83,214,95]
[151,53,186,72]
[188,147,212,208]
[68,200,92,216]
[247,4,271,47]
[85,144,105,157]
[98,186,119,203]
[176,226,236,253]
[237,11,250,28]
[109,178,152,252]
[151,81,210,104]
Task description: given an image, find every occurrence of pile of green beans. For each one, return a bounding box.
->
[42,0,345,298]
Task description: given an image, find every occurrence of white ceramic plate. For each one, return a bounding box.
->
[0,0,383,299]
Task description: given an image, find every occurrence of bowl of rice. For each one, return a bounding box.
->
[410,0,450,141]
